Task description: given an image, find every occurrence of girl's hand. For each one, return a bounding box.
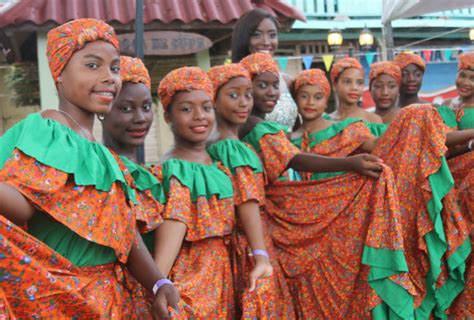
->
[348,154,384,178]
[249,255,273,292]
[152,283,180,320]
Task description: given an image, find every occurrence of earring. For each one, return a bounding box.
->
[97,114,105,121]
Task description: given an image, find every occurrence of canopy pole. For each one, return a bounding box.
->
[135,0,145,164]
[382,21,394,60]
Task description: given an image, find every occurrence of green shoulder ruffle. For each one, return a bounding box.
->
[207,139,263,175]
[0,113,128,192]
[120,156,166,203]
[435,105,458,129]
[291,118,362,149]
[458,108,474,130]
[161,158,234,202]
[364,121,388,137]
[242,121,289,153]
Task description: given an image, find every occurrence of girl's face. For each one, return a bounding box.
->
[103,82,154,147]
[334,68,364,105]
[400,64,424,96]
[58,40,122,114]
[370,74,399,110]
[165,90,215,143]
[456,69,474,99]
[215,76,253,125]
[248,18,278,56]
[252,72,280,114]
[296,84,328,121]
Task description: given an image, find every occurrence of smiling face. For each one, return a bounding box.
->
[248,18,279,56]
[334,68,364,105]
[296,84,328,122]
[165,90,215,144]
[215,76,254,125]
[57,40,122,114]
[370,74,399,110]
[251,71,280,115]
[456,68,474,99]
[400,64,424,96]
[102,82,153,147]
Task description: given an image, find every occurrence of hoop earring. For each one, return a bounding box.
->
[97,114,105,121]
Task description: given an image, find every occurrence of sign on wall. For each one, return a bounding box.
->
[118,31,213,56]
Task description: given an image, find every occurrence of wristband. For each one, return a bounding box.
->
[468,140,474,151]
[152,278,173,296]
[252,249,269,258]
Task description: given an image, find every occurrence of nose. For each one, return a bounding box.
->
[102,67,115,84]
[381,85,389,95]
[133,108,146,124]
[193,106,206,120]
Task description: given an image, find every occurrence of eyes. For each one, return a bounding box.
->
[341,79,364,86]
[228,91,253,99]
[85,62,120,73]
[120,103,152,113]
[251,31,277,40]
[179,104,213,113]
[298,93,324,100]
[257,82,279,90]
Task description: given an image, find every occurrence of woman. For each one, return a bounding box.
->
[207,63,295,318]
[328,57,383,124]
[240,53,414,319]
[0,19,178,319]
[369,61,402,124]
[151,67,236,318]
[231,8,299,129]
[393,52,428,107]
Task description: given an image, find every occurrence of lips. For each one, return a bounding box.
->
[406,85,418,92]
[93,90,115,103]
[234,111,249,118]
[190,124,208,134]
[458,87,470,94]
[348,94,359,100]
[303,108,318,113]
[378,99,392,105]
[127,128,148,138]
[256,48,273,55]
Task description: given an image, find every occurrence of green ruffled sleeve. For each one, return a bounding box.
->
[435,105,458,129]
[458,108,474,129]
[161,158,234,202]
[207,139,263,175]
[365,122,388,137]
[242,121,289,153]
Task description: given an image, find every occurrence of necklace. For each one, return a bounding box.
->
[56,109,95,141]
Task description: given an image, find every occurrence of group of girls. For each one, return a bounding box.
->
[0,13,472,320]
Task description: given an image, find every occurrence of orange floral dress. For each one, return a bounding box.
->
[207,138,296,319]
[243,121,413,319]
[439,106,474,319]
[149,158,236,319]
[0,113,145,318]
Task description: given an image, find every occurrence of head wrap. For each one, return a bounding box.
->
[207,64,251,98]
[330,57,364,84]
[393,52,426,72]
[120,56,151,89]
[47,18,119,83]
[157,67,214,111]
[458,52,474,71]
[240,52,279,79]
[294,69,331,99]
[369,61,402,87]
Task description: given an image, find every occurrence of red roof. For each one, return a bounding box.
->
[0,0,305,28]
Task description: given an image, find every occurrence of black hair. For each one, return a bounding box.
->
[231,9,280,63]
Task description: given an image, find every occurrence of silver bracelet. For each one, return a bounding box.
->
[468,140,474,151]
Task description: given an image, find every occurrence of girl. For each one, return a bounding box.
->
[207,63,295,318]
[290,68,376,180]
[231,8,299,129]
[328,57,383,124]
[393,52,428,107]
[240,52,414,319]
[151,67,235,318]
[369,61,402,124]
[0,19,178,319]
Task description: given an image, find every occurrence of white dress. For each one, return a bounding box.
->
[265,73,299,130]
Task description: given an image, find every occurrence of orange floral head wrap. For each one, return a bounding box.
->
[207,64,251,98]
[120,56,151,89]
[393,52,426,72]
[240,52,279,79]
[330,57,364,84]
[47,18,120,83]
[157,67,214,111]
[294,69,331,99]
[458,52,474,71]
[369,61,401,87]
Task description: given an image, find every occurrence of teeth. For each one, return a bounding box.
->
[96,92,113,96]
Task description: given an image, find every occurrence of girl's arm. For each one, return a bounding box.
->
[0,183,35,225]
[446,129,474,147]
[288,153,383,178]
[237,200,273,291]
[447,139,473,159]
[154,220,187,277]
[126,229,180,320]
[358,138,379,153]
